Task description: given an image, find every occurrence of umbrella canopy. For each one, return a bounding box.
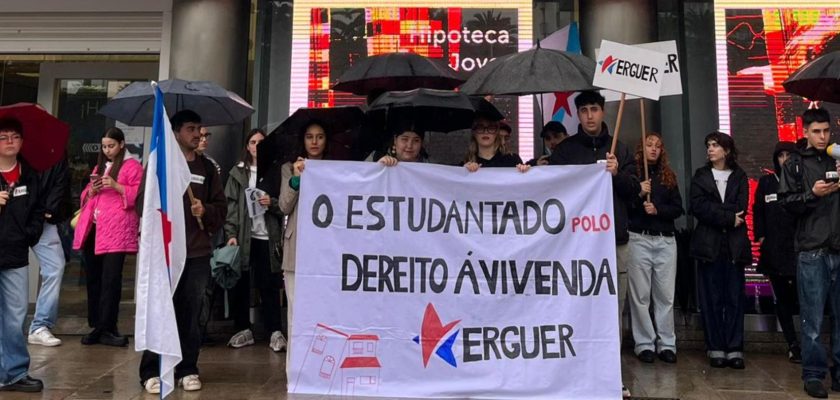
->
[366,88,476,134]
[332,53,465,95]
[0,103,70,172]
[211,244,241,290]
[459,45,597,96]
[469,97,505,121]
[98,79,254,126]
[257,106,365,180]
[783,51,840,103]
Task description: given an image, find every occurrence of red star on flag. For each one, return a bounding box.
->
[552,91,574,118]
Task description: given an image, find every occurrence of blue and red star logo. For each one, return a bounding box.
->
[600,55,619,74]
[413,303,460,368]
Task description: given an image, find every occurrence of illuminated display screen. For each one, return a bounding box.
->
[289,0,534,160]
[714,1,840,297]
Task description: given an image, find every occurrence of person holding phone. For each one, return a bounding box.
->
[689,132,751,370]
[778,108,840,398]
[72,127,142,347]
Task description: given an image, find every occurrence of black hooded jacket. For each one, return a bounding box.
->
[549,123,640,245]
[1,161,46,269]
[38,158,71,224]
[628,166,684,234]
[752,142,797,276]
[778,146,840,253]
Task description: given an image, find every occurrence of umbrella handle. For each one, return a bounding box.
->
[187,186,205,230]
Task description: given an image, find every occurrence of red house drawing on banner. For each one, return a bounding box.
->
[340,334,382,395]
[292,324,382,395]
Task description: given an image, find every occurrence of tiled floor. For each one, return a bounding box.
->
[1,338,833,399]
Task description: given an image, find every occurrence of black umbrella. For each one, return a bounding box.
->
[469,97,505,121]
[459,44,597,96]
[366,88,476,134]
[257,106,364,181]
[783,51,840,103]
[332,53,465,95]
[98,79,254,126]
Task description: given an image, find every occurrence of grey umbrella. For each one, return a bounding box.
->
[98,79,254,126]
[459,44,597,96]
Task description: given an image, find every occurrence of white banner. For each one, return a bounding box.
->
[289,160,621,399]
[593,39,667,100]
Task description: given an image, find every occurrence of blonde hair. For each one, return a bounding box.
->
[464,119,503,163]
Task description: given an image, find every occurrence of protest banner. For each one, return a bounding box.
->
[602,40,682,101]
[288,160,621,399]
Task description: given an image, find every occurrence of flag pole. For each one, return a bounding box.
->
[640,98,650,203]
[609,92,626,155]
[187,187,205,230]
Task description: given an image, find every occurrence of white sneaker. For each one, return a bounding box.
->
[227,329,255,348]
[178,374,202,391]
[144,377,161,394]
[622,384,631,398]
[28,327,62,347]
[269,331,287,352]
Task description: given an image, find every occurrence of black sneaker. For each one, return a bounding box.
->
[804,380,828,398]
[709,357,727,368]
[727,357,745,369]
[0,376,43,392]
[100,331,129,347]
[831,379,840,392]
[789,344,802,364]
[637,350,655,363]
[658,350,677,363]
[81,328,101,345]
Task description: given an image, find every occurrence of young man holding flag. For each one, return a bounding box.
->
[135,97,226,396]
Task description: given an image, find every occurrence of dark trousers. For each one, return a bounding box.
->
[768,274,799,346]
[140,256,211,381]
[797,250,840,382]
[697,258,745,358]
[229,239,284,333]
[83,227,126,332]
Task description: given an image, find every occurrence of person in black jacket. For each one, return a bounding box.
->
[778,108,840,399]
[689,131,751,370]
[549,90,640,398]
[0,117,45,393]
[27,157,70,347]
[753,141,800,364]
[463,115,525,170]
[627,132,684,364]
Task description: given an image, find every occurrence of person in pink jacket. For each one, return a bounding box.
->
[72,127,141,347]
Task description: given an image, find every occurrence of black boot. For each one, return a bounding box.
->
[0,376,43,392]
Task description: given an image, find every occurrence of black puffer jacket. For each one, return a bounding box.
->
[689,165,751,265]
[1,161,46,269]
[549,123,640,245]
[753,142,798,276]
[778,146,840,252]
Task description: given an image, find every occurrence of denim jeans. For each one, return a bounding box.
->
[627,231,678,354]
[29,223,66,334]
[0,266,31,386]
[797,249,840,382]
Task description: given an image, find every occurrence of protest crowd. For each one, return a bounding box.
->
[1,80,839,399]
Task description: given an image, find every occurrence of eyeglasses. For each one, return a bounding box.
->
[473,126,499,134]
[199,134,211,142]
[0,134,22,143]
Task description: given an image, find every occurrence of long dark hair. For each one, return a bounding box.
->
[704,131,739,169]
[294,120,329,161]
[635,132,678,189]
[239,128,265,178]
[96,127,126,179]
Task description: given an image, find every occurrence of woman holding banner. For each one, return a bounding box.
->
[72,127,142,347]
[627,132,684,364]
[279,120,329,368]
[463,116,526,172]
[378,122,430,165]
[689,132,751,370]
[223,128,287,352]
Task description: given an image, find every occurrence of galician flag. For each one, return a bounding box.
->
[538,22,582,137]
[134,83,192,398]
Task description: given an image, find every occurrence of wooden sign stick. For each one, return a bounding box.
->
[640,98,651,203]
